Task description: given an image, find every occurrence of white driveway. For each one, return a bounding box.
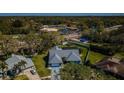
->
[21,68,41,80]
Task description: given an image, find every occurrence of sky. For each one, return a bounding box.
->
[0,13,124,16]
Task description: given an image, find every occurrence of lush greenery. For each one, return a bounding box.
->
[0,16,123,80]
[60,63,117,80]
[90,44,117,56]
[0,32,63,57]
[14,75,29,80]
[90,27,124,45]
[81,48,105,64]
[0,16,124,34]
[0,16,123,57]
[89,51,105,64]
[82,26,124,56]
[32,55,50,77]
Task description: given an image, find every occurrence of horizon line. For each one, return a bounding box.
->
[0,13,124,16]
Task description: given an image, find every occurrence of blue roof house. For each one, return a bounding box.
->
[48,46,81,67]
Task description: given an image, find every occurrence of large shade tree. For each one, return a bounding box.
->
[60,63,116,80]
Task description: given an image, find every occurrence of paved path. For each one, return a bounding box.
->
[51,67,61,80]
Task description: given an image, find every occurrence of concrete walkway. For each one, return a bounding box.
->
[50,67,61,80]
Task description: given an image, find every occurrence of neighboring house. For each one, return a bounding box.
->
[95,57,124,78]
[5,54,34,76]
[48,46,81,67]
[40,27,58,32]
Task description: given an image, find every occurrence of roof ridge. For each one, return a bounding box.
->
[67,51,81,61]
[50,53,62,64]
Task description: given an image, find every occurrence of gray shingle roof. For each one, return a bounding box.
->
[5,54,34,70]
[49,53,63,64]
[49,46,81,64]
[51,46,62,50]
[66,51,81,61]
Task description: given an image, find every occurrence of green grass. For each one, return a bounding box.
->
[32,54,50,77]
[89,51,105,64]
[113,52,124,59]
[14,75,29,80]
[69,41,90,48]
[81,48,105,64]
[81,48,87,61]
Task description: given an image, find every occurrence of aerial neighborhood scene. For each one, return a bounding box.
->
[0,14,124,80]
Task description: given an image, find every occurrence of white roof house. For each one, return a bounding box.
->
[5,54,34,70]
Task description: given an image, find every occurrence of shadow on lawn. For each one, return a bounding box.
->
[43,54,49,68]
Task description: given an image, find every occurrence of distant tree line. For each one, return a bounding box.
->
[0,16,124,34]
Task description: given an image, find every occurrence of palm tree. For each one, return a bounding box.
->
[18,60,27,70]
[11,61,27,77]
[0,60,8,79]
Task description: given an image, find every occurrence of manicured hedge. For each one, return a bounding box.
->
[90,44,116,56]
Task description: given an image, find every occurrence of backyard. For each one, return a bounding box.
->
[81,48,105,64]
[67,41,105,64]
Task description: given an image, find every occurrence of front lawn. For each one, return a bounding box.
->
[32,54,50,77]
[14,75,29,80]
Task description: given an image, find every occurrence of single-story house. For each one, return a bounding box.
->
[5,54,34,75]
[48,46,81,67]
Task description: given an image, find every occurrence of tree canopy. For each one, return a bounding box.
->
[60,63,117,80]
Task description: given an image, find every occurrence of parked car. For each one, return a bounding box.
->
[30,69,36,75]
